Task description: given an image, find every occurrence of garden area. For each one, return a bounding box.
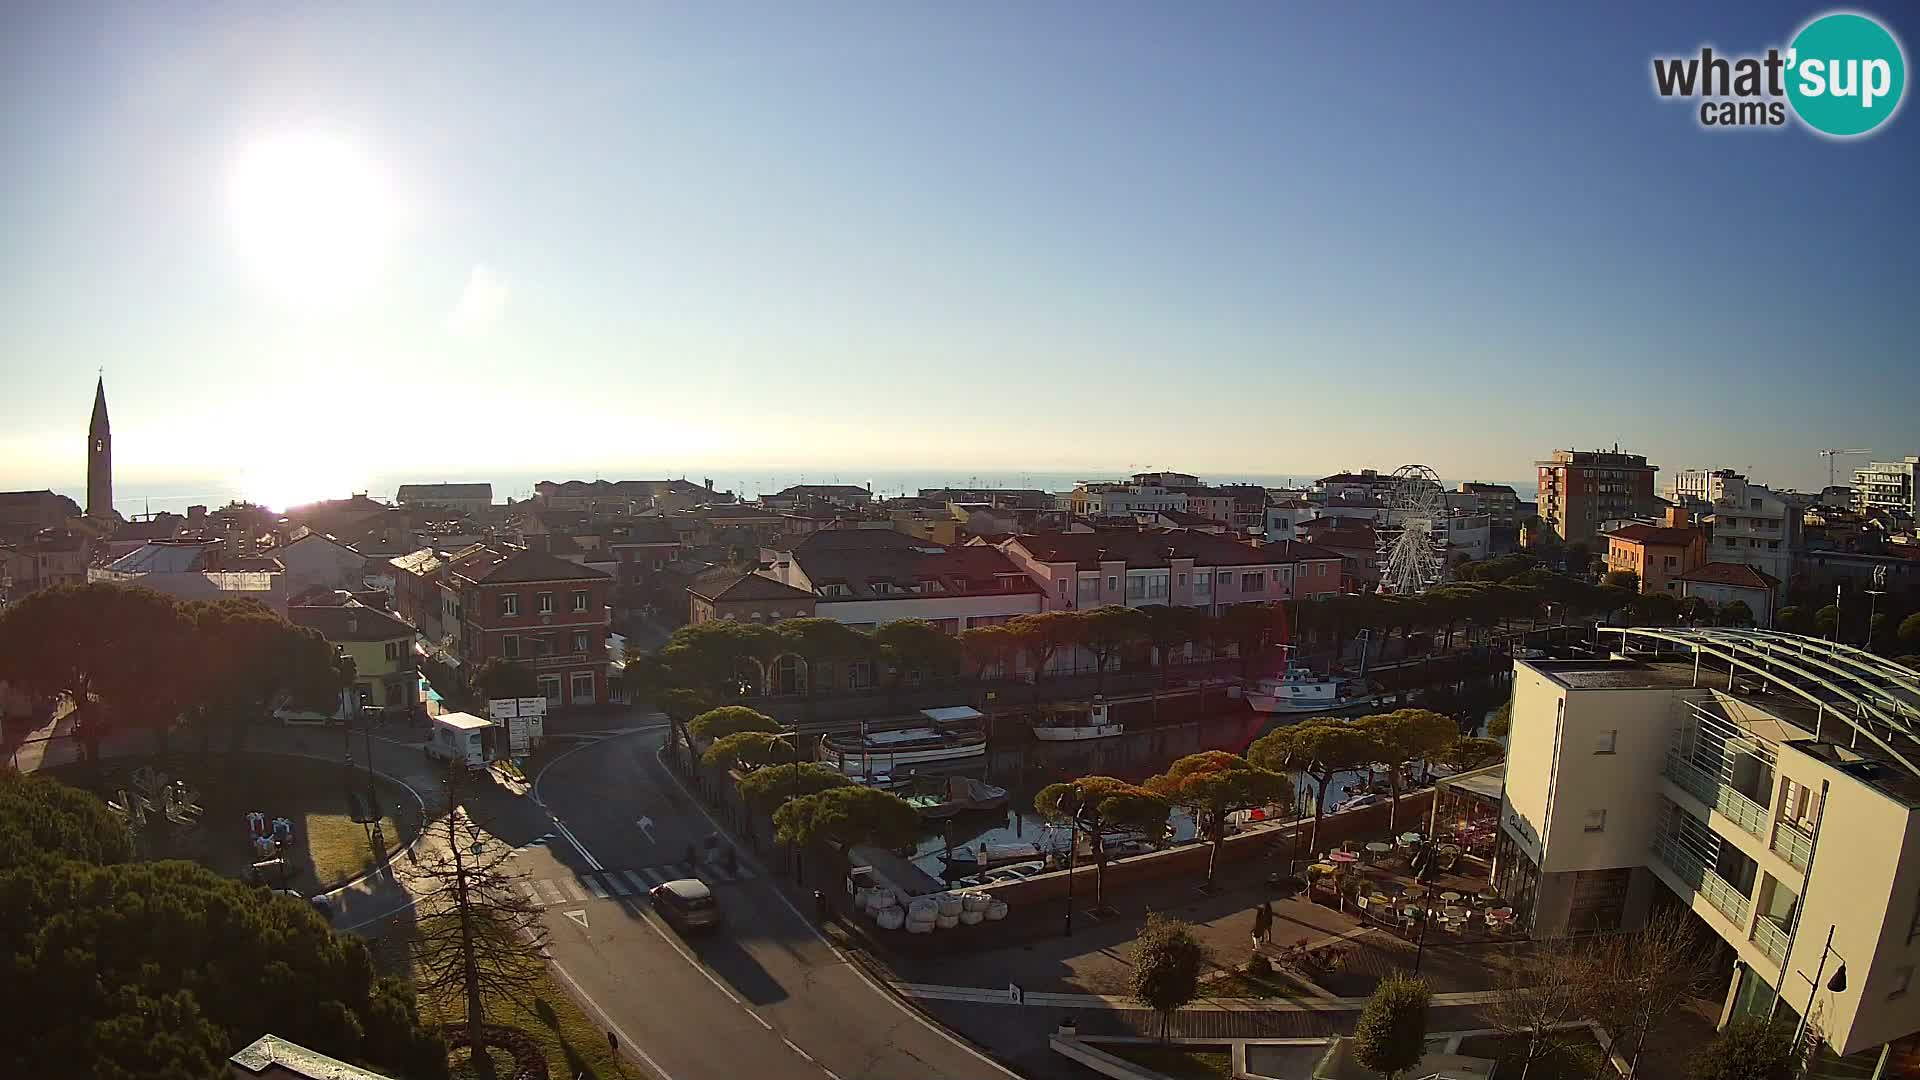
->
[49,752,419,894]
[1102,1042,1235,1079]
[1457,1030,1606,1080]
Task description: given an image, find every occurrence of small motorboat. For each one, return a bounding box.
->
[1030,697,1125,741]
[902,776,1010,820]
[942,841,1051,873]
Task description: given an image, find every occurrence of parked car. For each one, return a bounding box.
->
[650,878,721,933]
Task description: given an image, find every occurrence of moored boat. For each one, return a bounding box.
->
[1029,697,1125,741]
[818,705,989,781]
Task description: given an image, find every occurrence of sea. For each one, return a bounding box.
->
[73,469,1539,519]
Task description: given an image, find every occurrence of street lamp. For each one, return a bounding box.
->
[1791,926,1848,1056]
[1059,783,1082,938]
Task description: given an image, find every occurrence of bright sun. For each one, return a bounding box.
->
[228,132,393,308]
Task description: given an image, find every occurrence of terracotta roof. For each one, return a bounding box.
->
[1257,540,1348,562]
[790,528,929,552]
[1607,524,1702,546]
[791,541,1041,600]
[1678,562,1781,590]
[453,547,610,585]
[689,572,816,604]
[289,601,414,642]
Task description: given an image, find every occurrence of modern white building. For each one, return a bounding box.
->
[1497,630,1920,1068]
[1669,470,1802,585]
[1855,457,1919,518]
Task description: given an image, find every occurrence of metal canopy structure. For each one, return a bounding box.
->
[1597,626,1920,782]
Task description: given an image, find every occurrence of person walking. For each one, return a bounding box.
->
[1251,900,1275,948]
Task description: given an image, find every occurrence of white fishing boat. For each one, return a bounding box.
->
[818,706,988,781]
[1245,663,1381,715]
[1029,697,1125,742]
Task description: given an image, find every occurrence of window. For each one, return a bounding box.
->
[502,634,520,659]
[571,590,589,612]
[500,593,519,616]
[533,636,551,657]
[1107,575,1118,590]
[1241,573,1265,593]
[1177,573,1186,586]
[536,592,554,614]
[384,641,402,661]
[572,631,589,652]
[539,675,561,703]
[570,672,595,704]
[1318,562,1327,577]
[1595,729,1617,754]
[1890,966,1913,999]
[1058,580,1068,597]
[1583,810,1607,832]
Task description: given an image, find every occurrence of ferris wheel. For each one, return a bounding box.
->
[1375,464,1449,595]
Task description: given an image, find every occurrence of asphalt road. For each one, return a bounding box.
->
[532,729,1019,1080]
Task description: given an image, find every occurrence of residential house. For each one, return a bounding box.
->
[769,484,873,509]
[1452,483,1522,529]
[1605,519,1707,595]
[1067,481,1187,518]
[1537,448,1660,543]
[0,527,93,600]
[0,489,80,543]
[1668,470,1802,586]
[687,571,818,625]
[605,517,684,620]
[1312,470,1393,502]
[387,544,488,645]
[1496,633,1920,1064]
[535,478,734,514]
[1298,517,1378,589]
[289,600,419,710]
[449,547,612,706]
[1677,563,1781,627]
[270,532,373,594]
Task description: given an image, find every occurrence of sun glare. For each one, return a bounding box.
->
[228,132,392,309]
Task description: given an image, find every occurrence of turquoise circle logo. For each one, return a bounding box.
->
[1786,12,1907,136]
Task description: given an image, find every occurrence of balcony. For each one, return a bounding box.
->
[1770,820,1813,872]
[1651,833,1751,926]
[1750,915,1789,968]
[1663,753,1769,838]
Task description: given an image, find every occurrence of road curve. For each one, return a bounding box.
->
[532,729,1020,1080]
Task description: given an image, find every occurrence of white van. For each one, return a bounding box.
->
[425,712,492,770]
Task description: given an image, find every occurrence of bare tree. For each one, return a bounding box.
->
[407,766,550,1080]
[1587,908,1719,1080]
[1485,939,1603,1080]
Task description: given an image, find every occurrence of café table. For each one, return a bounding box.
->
[1328,850,1359,865]
[1364,841,1393,860]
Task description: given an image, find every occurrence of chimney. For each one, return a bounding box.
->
[705,478,713,491]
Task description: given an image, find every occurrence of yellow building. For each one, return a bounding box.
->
[289,601,419,711]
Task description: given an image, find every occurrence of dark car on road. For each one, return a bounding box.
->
[650,878,720,934]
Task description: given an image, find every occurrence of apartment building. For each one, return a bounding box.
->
[998,529,1343,613]
[449,547,612,706]
[1855,457,1919,518]
[1452,483,1522,529]
[1497,630,1920,1065]
[1537,449,1659,543]
[395,483,493,517]
[1669,470,1802,585]
[1067,481,1188,518]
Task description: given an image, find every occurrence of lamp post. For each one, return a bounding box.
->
[1791,925,1847,1059]
[1058,784,1081,938]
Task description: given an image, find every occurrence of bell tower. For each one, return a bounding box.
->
[87,375,112,519]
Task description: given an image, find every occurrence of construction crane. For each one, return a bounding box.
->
[1818,448,1871,487]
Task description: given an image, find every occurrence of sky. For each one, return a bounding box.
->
[2,1,1916,510]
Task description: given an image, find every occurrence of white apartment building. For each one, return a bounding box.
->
[1068,482,1188,518]
[1855,457,1919,518]
[1498,630,1920,1068]
[1668,470,1802,585]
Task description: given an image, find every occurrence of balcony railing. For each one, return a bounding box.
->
[1663,753,1769,838]
[1751,915,1789,968]
[1651,833,1751,926]
[1770,820,1813,872]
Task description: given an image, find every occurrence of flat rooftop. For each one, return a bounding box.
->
[1525,657,1705,691]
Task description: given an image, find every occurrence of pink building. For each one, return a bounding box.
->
[998,529,1344,614]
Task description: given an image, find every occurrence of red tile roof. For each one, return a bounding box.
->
[689,572,817,604]
[1010,529,1288,570]
[1608,524,1702,546]
[452,547,610,585]
[1677,562,1780,589]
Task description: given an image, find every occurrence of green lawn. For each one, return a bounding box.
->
[52,753,419,893]
[1456,1030,1607,1080]
[1103,1043,1235,1079]
[1203,971,1297,999]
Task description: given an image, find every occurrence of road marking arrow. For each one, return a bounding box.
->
[563,909,588,929]
[635,817,656,844]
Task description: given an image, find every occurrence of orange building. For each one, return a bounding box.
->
[1605,521,1707,595]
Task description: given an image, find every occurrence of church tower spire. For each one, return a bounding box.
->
[87,375,112,519]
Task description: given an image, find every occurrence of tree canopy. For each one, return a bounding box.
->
[1034,776,1170,909]
[0,770,135,868]
[733,762,854,812]
[0,775,444,1080]
[1352,973,1430,1080]
[686,705,781,742]
[1688,1017,1796,1080]
[772,784,919,849]
[1129,914,1209,1041]
[1145,752,1291,889]
[470,658,540,702]
[702,730,800,772]
[1249,721,1383,854]
[1354,709,1458,831]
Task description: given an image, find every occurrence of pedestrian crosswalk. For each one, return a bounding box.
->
[516,861,756,907]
